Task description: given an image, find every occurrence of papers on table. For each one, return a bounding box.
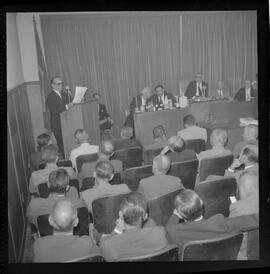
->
[239,117,258,127]
[72,86,88,103]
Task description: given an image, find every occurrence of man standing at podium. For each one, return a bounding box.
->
[46,76,73,157]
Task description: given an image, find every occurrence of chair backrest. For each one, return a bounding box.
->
[123,165,153,191]
[143,147,164,165]
[246,228,259,260]
[194,176,237,219]
[112,146,143,170]
[69,179,80,193]
[182,233,244,261]
[57,160,73,168]
[119,244,179,262]
[65,253,105,263]
[92,193,131,234]
[147,190,181,226]
[184,139,206,154]
[168,159,199,190]
[199,154,234,182]
[76,153,98,173]
[37,207,89,237]
[80,173,122,192]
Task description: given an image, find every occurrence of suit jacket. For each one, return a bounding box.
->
[234,87,257,101]
[166,213,259,259]
[166,149,197,163]
[98,103,113,131]
[113,138,142,151]
[185,81,209,99]
[149,92,176,108]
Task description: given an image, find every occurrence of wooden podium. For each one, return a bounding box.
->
[60,100,100,159]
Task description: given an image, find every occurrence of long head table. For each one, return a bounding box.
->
[134,99,255,146]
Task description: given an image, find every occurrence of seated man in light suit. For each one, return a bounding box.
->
[33,199,99,262]
[149,85,176,109]
[185,72,209,99]
[234,80,257,102]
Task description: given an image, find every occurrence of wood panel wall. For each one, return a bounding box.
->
[8,83,35,262]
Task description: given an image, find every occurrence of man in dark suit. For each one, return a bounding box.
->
[185,72,209,99]
[46,76,72,157]
[234,80,257,102]
[92,92,114,132]
[150,85,176,109]
[124,87,152,129]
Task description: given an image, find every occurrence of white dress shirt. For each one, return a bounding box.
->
[53,89,68,110]
[245,87,251,101]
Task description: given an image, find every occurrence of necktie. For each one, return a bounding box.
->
[196,83,199,96]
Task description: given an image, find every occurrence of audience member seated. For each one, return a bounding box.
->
[233,124,258,158]
[81,161,130,213]
[27,169,85,227]
[137,155,184,201]
[29,144,75,194]
[144,125,168,151]
[197,128,232,160]
[234,80,257,102]
[113,127,142,151]
[69,129,99,172]
[31,133,54,171]
[99,192,170,261]
[177,115,207,143]
[160,136,197,163]
[225,144,258,183]
[33,199,99,262]
[79,140,123,180]
[185,72,209,99]
[165,189,259,259]
[229,170,258,218]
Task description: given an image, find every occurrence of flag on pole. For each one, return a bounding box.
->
[33,15,50,129]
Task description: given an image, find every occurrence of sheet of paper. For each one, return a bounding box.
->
[72,86,88,103]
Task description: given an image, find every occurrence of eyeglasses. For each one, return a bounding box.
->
[54,82,64,85]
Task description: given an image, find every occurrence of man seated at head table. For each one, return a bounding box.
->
[149,84,176,109]
[177,114,207,143]
[197,128,232,160]
[32,199,99,262]
[233,124,258,158]
[79,140,123,180]
[137,154,184,202]
[81,161,131,213]
[27,169,85,228]
[113,126,142,151]
[69,128,99,173]
[215,80,230,99]
[29,144,76,194]
[234,80,257,102]
[123,86,152,129]
[165,189,259,260]
[160,136,198,163]
[98,192,170,261]
[185,72,209,99]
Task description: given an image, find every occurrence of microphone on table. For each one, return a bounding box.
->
[64,85,72,103]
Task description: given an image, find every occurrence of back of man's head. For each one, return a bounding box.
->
[183,115,196,127]
[120,192,147,227]
[120,127,133,139]
[41,144,59,163]
[153,154,171,174]
[240,144,258,164]
[94,161,114,181]
[153,125,166,140]
[49,199,78,232]
[74,129,88,144]
[238,170,258,199]
[243,124,258,141]
[48,168,70,194]
[100,140,114,158]
[36,133,51,151]
[168,136,185,153]
[210,128,228,147]
[174,189,204,222]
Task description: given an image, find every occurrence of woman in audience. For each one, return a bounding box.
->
[97,192,170,261]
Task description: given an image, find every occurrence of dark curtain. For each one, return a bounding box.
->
[40,11,257,136]
[41,13,182,136]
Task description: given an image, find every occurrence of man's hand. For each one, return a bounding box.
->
[229,158,242,170]
[160,145,170,155]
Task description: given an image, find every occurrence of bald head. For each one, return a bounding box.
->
[168,136,185,152]
[100,140,114,158]
[140,87,151,100]
[49,199,78,232]
[243,124,258,141]
[153,154,171,174]
[238,170,258,199]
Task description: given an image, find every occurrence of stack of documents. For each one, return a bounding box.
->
[72,86,88,103]
[239,117,258,127]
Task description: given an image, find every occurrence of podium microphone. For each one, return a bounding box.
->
[65,85,72,103]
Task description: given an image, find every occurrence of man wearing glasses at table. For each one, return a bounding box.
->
[46,76,73,157]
